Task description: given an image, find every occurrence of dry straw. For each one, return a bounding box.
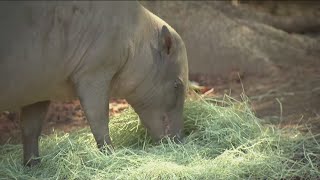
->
[0,95,319,179]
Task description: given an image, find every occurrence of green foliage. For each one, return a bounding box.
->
[0,97,319,179]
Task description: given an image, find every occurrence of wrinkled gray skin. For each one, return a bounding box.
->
[0,1,188,166]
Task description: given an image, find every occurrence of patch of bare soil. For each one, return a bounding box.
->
[191,62,320,134]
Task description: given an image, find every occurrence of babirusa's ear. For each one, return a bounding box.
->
[160,25,172,55]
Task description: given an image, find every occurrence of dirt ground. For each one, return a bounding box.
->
[191,62,320,133]
[1,60,319,145]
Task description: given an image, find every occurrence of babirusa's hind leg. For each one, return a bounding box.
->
[20,101,50,166]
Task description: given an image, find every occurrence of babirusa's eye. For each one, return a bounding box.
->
[174,78,183,89]
[174,81,178,88]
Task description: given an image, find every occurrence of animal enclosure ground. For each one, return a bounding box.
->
[191,60,320,135]
[0,1,319,178]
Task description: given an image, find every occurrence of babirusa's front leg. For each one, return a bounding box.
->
[74,72,113,152]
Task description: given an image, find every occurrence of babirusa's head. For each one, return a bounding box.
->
[129,25,188,143]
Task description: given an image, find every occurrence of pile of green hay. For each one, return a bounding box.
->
[0,96,319,179]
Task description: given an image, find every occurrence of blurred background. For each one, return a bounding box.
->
[1,0,319,144]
